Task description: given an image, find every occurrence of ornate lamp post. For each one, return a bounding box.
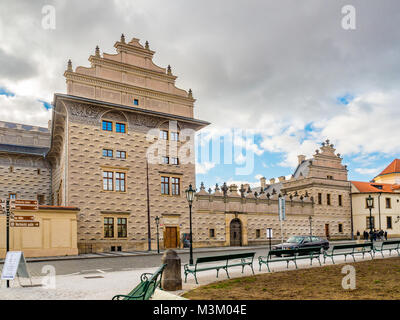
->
[185,184,196,265]
[366,195,374,243]
[308,216,313,237]
[155,216,160,254]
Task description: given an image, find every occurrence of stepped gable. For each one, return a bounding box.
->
[64,35,195,118]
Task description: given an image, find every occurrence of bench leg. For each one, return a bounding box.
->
[225,268,230,279]
[259,262,262,272]
[216,269,219,278]
[194,273,198,285]
[266,262,271,273]
[241,265,244,273]
[331,256,335,264]
[184,272,188,283]
[294,260,298,269]
[250,264,255,275]
[317,257,322,266]
[352,254,356,262]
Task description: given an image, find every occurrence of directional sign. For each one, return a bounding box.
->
[10,221,40,228]
[10,199,38,211]
[13,216,35,221]
[278,197,286,221]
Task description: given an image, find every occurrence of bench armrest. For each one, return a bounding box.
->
[140,273,154,282]
[112,293,144,300]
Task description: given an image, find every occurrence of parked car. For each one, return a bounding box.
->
[272,235,329,255]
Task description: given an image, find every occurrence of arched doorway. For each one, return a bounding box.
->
[230,219,242,246]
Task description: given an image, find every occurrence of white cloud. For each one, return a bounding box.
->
[354,167,382,176]
[196,161,216,175]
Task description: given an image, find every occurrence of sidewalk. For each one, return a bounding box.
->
[0,238,386,264]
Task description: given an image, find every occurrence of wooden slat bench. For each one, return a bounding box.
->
[323,243,373,264]
[374,240,400,258]
[112,264,166,300]
[258,246,322,272]
[184,252,255,284]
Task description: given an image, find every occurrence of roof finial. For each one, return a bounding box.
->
[67,59,73,72]
[167,65,172,75]
[188,89,193,99]
[121,33,126,44]
[145,41,149,50]
[95,45,100,58]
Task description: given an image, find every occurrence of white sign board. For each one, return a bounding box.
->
[1,251,30,280]
[278,197,286,221]
[266,228,273,239]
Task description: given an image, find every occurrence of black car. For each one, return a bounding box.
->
[272,235,329,253]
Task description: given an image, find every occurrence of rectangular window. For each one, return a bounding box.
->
[133,99,139,106]
[318,193,322,205]
[104,217,114,238]
[118,218,127,238]
[116,151,126,159]
[338,224,343,233]
[256,229,261,238]
[171,177,180,196]
[102,120,113,131]
[327,175,333,180]
[387,216,392,229]
[103,149,113,157]
[170,132,179,141]
[9,193,16,200]
[327,194,331,206]
[37,194,45,205]
[115,123,126,133]
[162,156,169,164]
[338,195,343,206]
[103,171,113,191]
[161,176,170,195]
[386,198,391,209]
[366,216,375,229]
[115,172,126,192]
[209,229,215,238]
[160,130,168,140]
[171,157,179,165]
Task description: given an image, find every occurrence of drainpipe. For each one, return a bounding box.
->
[349,190,354,240]
[378,192,382,230]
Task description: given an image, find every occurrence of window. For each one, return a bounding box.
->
[37,194,45,205]
[118,218,127,238]
[9,193,16,199]
[162,156,169,164]
[103,149,113,157]
[115,172,126,192]
[338,195,343,206]
[209,229,215,238]
[171,157,179,165]
[171,177,180,196]
[104,218,114,238]
[256,229,261,238]
[327,194,331,206]
[170,132,179,141]
[102,120,113,131]
[387,216,392,229]
[366,217,375,229]
[115,123,126,133]
[133,99,139,106]
[160,130,168,140]
[338,224,343,233]
[161,176,170,195]
[9,166,14,173]
[318,193,322,205]
[327,175,333,180]
[37,169,41,175]
[386,198,391,209]
[103,171,114,191]
[116,151,126,159]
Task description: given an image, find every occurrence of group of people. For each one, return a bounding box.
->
[357,230,388,241]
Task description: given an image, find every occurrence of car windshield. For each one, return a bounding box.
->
[286,236,304,243]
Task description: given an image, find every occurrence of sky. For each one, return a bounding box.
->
[0,0,400,189]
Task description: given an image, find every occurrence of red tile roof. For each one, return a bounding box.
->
[377,159,400,176]
[351,181,396,193]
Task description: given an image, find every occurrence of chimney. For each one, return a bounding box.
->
[260,177,266,189]
[298,155,306,165]
[278,176,286,182]
[270,178,276,184]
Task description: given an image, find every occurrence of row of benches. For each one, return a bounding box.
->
[112,239,400,300]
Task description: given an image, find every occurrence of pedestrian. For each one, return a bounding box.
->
[356,230,360,241]
[384,230,388,241]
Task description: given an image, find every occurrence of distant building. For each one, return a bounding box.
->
[372,159,400,184]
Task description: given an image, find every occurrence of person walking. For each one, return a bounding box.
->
[356,230,360,241]
[384,230,388,241]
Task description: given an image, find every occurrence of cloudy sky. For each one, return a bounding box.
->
[1,0,400,188]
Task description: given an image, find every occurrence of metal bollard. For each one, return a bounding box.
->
[161,249,182,291]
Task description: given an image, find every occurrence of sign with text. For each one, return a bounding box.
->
[13,215,35,221]
[10,199,38,211]
[278,197,286,221]
[10,221,40,227]
[266,228,273,239]
[1,251,31,280]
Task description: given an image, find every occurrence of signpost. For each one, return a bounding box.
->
[278,196,286,244]
[266,228,273,251]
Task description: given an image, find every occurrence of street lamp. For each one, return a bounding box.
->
[185,184,196,265]
[308,216,313,237]
[366,194,374,243]
[155,216,160,254]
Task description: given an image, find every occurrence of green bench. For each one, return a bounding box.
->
[258,246,322,272]
[374,240,400,258]
[184,252,255,284]
[112,264,166,300]
[323,243,373,264]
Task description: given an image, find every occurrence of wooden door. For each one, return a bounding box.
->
[230,219,242,246]
[164,227,178,248]
[325,224,330,239]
